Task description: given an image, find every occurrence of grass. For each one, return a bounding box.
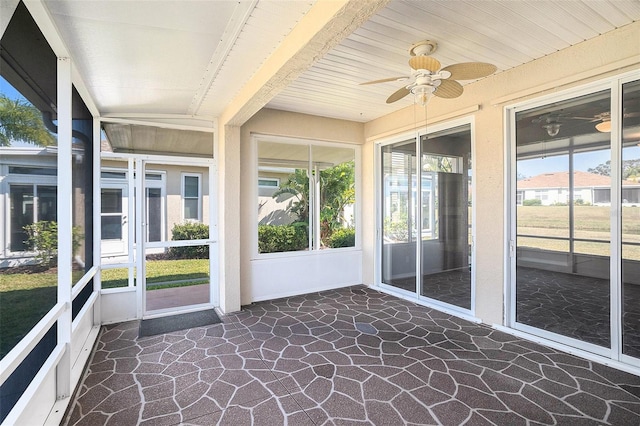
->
[517,205,640,259]
[1,258,208,358]
[102,258,209,289]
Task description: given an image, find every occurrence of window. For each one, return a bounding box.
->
[182,173,201,221]
[257,140,356,253]
[9,184,57,252]
[258,178,279,188]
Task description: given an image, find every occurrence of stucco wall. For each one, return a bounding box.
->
[363,21,640,325]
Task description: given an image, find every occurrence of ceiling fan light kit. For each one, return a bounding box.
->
[361,40,497,106]
[595,119,611,132]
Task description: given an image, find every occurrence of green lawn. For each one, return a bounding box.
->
[517,205,640,259]
[102,258,209,289]
[1,258,208,358]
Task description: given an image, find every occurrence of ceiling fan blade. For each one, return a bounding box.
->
[434,79,463,99]
[360,76,409,85]
[409,55,441,72]
[569,116,600,121]
[386,87,411,104]
[441,62,497,80]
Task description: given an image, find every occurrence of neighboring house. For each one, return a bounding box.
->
[516,171,640,206]
[257,169,296,226]
[0,146,209,267]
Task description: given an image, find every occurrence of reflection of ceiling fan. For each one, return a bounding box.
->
[531,113,571,137]
[533,110,640,136]
[571,111,640,133]
[360,40,497,105]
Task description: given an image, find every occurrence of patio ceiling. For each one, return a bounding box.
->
[42,0,640,126]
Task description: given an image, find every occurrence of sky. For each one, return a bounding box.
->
[0,76,26,102]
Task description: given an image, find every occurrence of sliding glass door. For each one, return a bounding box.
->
[514,90,612,350]
[510,76,640,366]
[622,79,640,361]
[380,124,473,312]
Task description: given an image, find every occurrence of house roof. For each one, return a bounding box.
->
[517,171,637,189]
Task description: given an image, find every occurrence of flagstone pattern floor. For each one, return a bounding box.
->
[64,286,640,425]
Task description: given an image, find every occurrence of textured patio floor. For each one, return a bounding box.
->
[64,286,640,425]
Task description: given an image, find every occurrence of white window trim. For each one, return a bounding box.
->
[4,176,58,256]
[181,172,202,222]
[258,177,280,188]
[252,134,361,259]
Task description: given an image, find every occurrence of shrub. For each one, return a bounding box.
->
[24,221,83,268]
[258,224,308,253]
[522,199,542,206]
[327,228,355,248]
[170,222,209,259]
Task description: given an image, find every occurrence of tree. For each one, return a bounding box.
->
[0,94,55,146]
[271,168,310,224]
[588,158,640,179]
[319,161,355,240]
[588,160,610,176]
[271,161,355,246]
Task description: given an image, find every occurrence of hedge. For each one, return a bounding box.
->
[170,222,209,259]
[258,224,308,253]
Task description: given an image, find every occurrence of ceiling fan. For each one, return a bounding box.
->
[360,40,497,105]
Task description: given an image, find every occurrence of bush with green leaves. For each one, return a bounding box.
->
[170,222,209,259]
[327,227,355,248]
[258,224,308,253]
[522,199,542,206]
[23,221,83,268]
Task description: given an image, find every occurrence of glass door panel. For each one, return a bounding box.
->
[420,127,471,309]
[146,187,162,242]
[381,139,417,292]
[622,80,640,359]
[515,90,612,349]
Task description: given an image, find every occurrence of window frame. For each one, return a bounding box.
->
[253,135,360,258]
[181,172,202,222]
[4,169,58,255]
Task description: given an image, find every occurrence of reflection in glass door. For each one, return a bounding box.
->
[512,79,640,366]
[380,125,473,311]
[143,162,212,315]
[514,90,612,350]
[420,129,471,309]
[381,139,417,293]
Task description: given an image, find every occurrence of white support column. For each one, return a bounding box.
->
[56,56,72,400]
[93,117,102,325]
[136,159,145,317]
[610,80,622,361]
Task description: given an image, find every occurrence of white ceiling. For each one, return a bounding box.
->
[42,0,640,124]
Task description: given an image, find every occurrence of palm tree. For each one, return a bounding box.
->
[0,94,55,146]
